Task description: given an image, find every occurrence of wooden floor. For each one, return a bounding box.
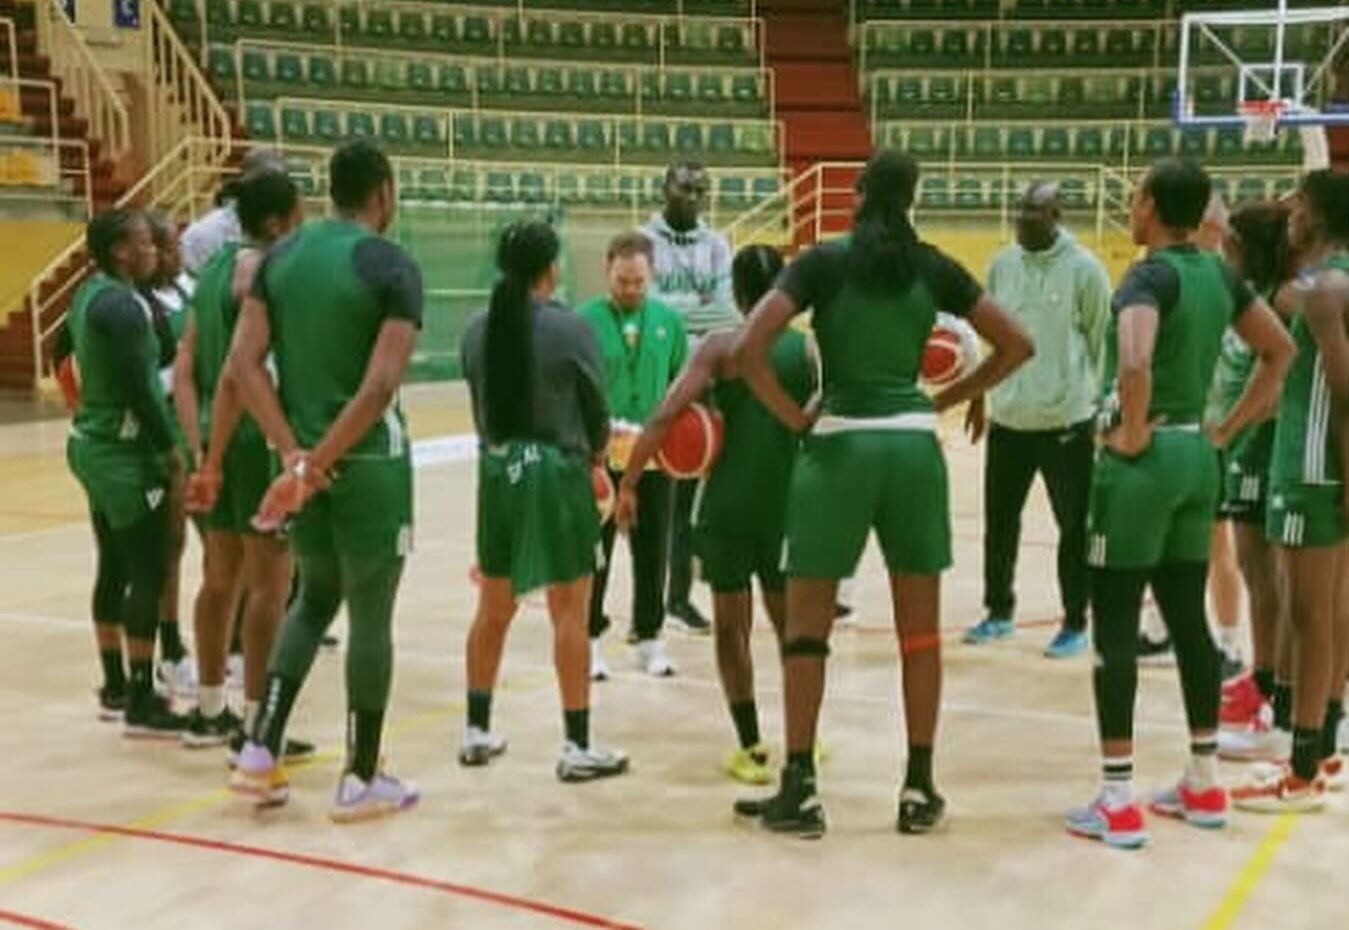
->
[0,383,1344,930]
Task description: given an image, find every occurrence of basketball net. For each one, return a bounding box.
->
[1239,100,1284,145]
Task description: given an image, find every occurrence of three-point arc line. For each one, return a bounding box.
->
[0,812,646,930]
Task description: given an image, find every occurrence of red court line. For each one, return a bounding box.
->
[0,910,77,930]
[0,813,645,930]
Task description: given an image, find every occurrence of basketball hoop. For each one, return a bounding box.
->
[1239,100,1286,144]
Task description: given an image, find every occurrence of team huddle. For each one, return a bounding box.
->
[57,138,1349,841]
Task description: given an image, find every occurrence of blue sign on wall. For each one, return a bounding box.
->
[113,0,139,28]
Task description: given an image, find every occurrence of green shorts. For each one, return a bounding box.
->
[693,512,786,595]
[290,454,413,560]
[67,434,170,530]
[1265,484,1348,549]
[206,426,276,536]
[784,428,951,579]
[1218,421,1275,525]
[1087,430,1219,569]
[476,442,599,596]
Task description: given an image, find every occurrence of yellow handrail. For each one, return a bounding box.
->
[0,17,16,79]
[143,0,232,168]
[33,0,132,160]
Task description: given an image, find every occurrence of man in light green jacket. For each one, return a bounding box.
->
[964,181,1112,659]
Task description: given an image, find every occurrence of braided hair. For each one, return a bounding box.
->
[849,149,922,292]
[731,244,784,313]
[484,220,559,441]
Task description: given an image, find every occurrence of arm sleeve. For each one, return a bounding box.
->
[1112,258,1177,316]
[89,292,174,453]
[354,238,425,328]
[921,247,983,317]
[1221,263,1258,321]
[775,245,831,314]
[572,319,610,454]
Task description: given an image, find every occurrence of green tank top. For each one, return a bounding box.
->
[1269,254,1349,487]
[68,272,169,445]
[260,219,408,459]
[1103,249,1234,425]
[192,242,261,445]
[699,330,815,525]
[815,276,939,418]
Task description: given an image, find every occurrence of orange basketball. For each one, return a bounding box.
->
[921,327,965,387]
[657,402,724,479]
[593,464,616,524]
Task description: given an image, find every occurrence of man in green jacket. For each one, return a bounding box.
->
[965,181,1112,659]
[578,232,688,679]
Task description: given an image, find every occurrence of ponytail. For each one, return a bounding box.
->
[1229,200,1291,295]
[849,149,921,292]
[731,244,784,312]
[484,220,559,442]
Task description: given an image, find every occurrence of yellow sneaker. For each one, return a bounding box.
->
[724,745,773,785]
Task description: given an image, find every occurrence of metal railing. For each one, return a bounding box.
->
[33,0,132,160]
[144,0,232,168]
[0,135,92,217]
[0,17,16,79]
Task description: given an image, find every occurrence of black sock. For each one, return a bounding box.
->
[1322,700,1345,761]
[100,649,126,694]
[253,674,301,755]
[128,658,154,702]
[905,744,934,793]
[564,709,589,749]
[787,750,815,778]
[729,700,761,750]
[467,690,492,732]
[1273,682,1293,730]
[158,621,185,662]
[348,708,385,781]
[1291,727,1321,781]
[1254,666,1276,702]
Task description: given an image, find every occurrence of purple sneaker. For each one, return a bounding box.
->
[329,769,420,823]
[228,742,290,808]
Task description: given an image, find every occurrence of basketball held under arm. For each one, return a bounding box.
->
[1213,298,1295,449]
[732,289,811,433]
[930,295,1033,415]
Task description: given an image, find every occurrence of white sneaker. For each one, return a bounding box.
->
[1339,716,1348,756]
[329,769,420,823]
[1218,726,1291,763]
[156,656,199,700]
[634,638,676,677]
[556,741,630,783]
[590,639,611,682]
[225,653,244,692]
[458,726,508,767]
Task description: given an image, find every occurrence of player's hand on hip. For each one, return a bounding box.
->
[1103,418,1160,459]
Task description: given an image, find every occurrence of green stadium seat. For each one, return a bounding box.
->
[478,67,502,95]
[376,61,403,93]
[1060,76,1085,109]
[206,0,230,29]
[708,123,734,153]
[618,122,639,152]
[1042,127,1070,157]
[894,77,922,106]
[408,62,433,93]
[602,71,630,99]
[1236,28,1273,58]
[1195,74,1224,107]
[545,119,572,149]
[930,76,959,106]
[1026,77,1053,108]
[717,25,746,55]
[432,14,455,43]
[568,70,596,97]
[237,0,262,29]
[399,13,426,43]
[292,170,319,197]
[268,3,297,33]
[1041,30,1066,57]
[698,74,724,104]
[907,126,949,157]
[242,50,267,82]
[991,78,1015,105]
[1143,126,1173,157]
[619,175,644,203]
[955,178,983,208]
[505,66,531,95]
[276,53,303,86]
[501,18,522,47]
[347,111,376,140]
[519,173,547,204]
[973,127,1000,158]
[338,7,358,38]
[1235,177,1267,202]
[527,20,553,48]
[1272,176,1296,198]
[680,22,716,54]
[452,115,474,148]
[310,55,336,89]
[920,178,950,209]
[751,176,779,204]
[623,23,651,51]
[414,115,441,146]
[281,107,308,139]
[591,22,616,49]
[910,29,936,58]
[208,47,235,84]
[941,30,968,58]
[512,119,540,150]
[578,120,609,151]
[1005,29,1032,60]
[245,103,275,140]
[433,65,464,95]
[1215,128,1243,158]
[538,67,565,96]
[464,16,491,45]
[666,73,693,102]
[1061,178,1090,208]
[586,174,615,204]
[1179,129,1208,158]
[416,167,449,200]
[1008,128,1034,158]
[741,123,774,156]
[167,0,198,28]
[342,59,369,91]
[484,171,514,202]
[1105,30,1133,59]
[561,21,587,48]
[1209,176,1231,202]
[719,176,748,209]
[451,169,477,201]
[1075,127,1103,158]
[302,4,330,37]
[644,122,673,153]
[480,117,507,148]
[367,10,394,41]
[381,113,408,145]
[1072,30,1100,58]
[732,74,760,104]
[557,173,584,204]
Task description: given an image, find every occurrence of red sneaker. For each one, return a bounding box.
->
[1322,756,1344,793]
[1232,766,1327,814]
[1149,780,1229,829]
[1066,796,1148,849]
[1220,676,1265,729]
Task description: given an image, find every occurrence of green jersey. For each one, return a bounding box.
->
[698,329,815,528]
[67,272,173,450]
[192,242,254,443]
[776,238,983,418]
[577,296,687,424]
[252,219,423,459]
[1103,246,1254,425]
[1269,256,1349,488]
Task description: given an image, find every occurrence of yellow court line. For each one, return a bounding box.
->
[1198,813,1300,930]
[0,694,503,888]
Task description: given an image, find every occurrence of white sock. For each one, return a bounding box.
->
[244,699,260,733]
[1186,753,1219,789]
[1101,755,1134,808]
[200,685,226,718]
[1217,624,1242,658]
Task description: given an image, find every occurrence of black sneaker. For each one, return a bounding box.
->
[734,764,826,839]
[321,634,340,649]
[180,707,242,749]
[124,694,189,740]
[1136,633,1174,666]
[668,601,712,635]
[1220,650,1246,684]
[897,785,947,835]
[227,729,317,768]
[97,686,126,722]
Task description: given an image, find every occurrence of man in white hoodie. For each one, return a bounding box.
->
[644,162,739,634]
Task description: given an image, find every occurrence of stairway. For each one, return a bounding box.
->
[760,0,870,243]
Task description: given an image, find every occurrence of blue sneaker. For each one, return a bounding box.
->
[1044,628,1089,659]
[963,617,1014,645]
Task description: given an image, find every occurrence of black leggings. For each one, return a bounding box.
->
[91,506,169,643]
[1092,561,1221,742]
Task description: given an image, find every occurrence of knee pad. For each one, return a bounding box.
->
[782,637,830,659]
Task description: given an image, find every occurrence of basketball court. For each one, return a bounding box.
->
[0,383,1344,930]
